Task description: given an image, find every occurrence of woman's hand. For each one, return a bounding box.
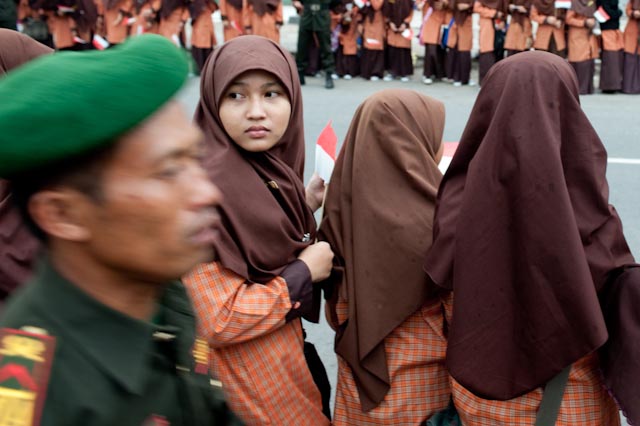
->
[298,242,334,282]
[305,173,326,212]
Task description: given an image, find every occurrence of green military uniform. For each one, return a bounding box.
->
[0,259,242,426]
[295,0,338,87]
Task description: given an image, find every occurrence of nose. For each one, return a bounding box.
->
[190,166,223,209]
[246,96,267,120]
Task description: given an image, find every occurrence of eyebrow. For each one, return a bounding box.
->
[227,80,283,89]
[151,142,204,166]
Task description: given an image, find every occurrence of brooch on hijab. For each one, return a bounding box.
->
[302,233,311,242]
[266,180,279,189]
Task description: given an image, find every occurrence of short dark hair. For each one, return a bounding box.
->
[10,142,118,241]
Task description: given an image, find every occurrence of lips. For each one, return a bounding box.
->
[245,126,269,138]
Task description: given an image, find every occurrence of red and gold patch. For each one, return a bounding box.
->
[192,337,209,375]
[0,327,55,426]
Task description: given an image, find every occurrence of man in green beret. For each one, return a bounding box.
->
[0,35,242,426]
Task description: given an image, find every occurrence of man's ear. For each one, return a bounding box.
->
[28,189,93,242]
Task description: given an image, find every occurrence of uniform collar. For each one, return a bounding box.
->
[30,258,195,395]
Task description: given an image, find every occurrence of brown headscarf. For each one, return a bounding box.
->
[383,0,414,25]
[319,89,445,411]
[451,0,473,25]
[248,0,279,16]
[479,0,508,13]
[194,35,316,284]
[0,29,51,305]
[571,0,596,17]
[423,51,635,400]
[533,0,554,15]
[509,0,532,26]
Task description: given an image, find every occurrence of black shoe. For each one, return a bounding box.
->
[299,71,306,85]
[325,74,334,89]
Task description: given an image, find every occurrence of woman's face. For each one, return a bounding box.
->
[219,69,292,153]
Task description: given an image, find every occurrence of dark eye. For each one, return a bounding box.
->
[226,92,244,100]
[265,90,282,98]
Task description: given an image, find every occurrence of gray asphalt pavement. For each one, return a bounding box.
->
[177,60,640,423]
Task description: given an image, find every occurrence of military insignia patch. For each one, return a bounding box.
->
[0,328,55,426]
[192,337,209,375]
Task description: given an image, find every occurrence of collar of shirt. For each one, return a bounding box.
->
[28,257,196,396]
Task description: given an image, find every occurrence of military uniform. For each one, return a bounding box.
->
[0,259,242,426]
[295,0,339,87]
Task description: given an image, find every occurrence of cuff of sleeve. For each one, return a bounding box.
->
[282,260,317,323]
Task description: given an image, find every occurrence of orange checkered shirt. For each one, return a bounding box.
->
[443,295,622,426]
[183,262,330,426]
[332,297,451,425]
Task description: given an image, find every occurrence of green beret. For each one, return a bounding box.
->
[0,35,188,177]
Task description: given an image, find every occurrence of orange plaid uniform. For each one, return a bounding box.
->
[184,262,329,426]
[332,298,451,425]
[443,295,621,426]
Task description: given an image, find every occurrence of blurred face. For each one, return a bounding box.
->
[81,102,222,283]
[219,69,292,152]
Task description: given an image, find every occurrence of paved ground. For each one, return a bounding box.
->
[177,35,639,422]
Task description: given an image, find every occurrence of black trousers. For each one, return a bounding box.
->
[296,27,335,73]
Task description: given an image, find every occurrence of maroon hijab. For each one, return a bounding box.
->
[383,0,414,25]
[0,29,51,305]
[423,51,634,400]
[571,0,596,17]
[320,89,445,411]
[194,35,316,284]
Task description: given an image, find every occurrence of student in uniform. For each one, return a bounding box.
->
[474,0,508,84]
[190,0,217,74]
[383,0,414,81]
[419,0,449,84]
[0,35,241,426]
[184,35,334,426]
[447,0,474,86]
[622,0,640,93]
[242,0,283,42]
[358,0,385,80]
[565,0,599,94]
[504,0,532,56]
[530,0,566,56]
[424,50,633,426]
[319,89,452,425]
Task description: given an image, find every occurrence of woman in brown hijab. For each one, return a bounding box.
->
[424,50,633,425]
[446,0,474,85]
[242,0,283,42]
[183,35,333,425]
[418,0,451,84]
[565,0,599,94]
[383,0,414,80]
[319,89,451,424]
[474,0,507,84]
[504,0,532,56]
[530,0,566,56]
[0,29,52,311]
[622,0,640,93]
[358,0,386,80]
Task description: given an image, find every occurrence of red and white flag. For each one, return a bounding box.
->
[438,141,459,173]
[554,0,571,8]
[594,6,610,22]
[315,121,338,182]
[92,34,110,50]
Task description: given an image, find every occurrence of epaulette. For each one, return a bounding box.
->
[0,327,56,426]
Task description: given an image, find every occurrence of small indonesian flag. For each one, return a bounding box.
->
[73,35,87,44]
[231,20,242,33]
[57,4,75,13]
[554,0,571,8]
[366,37,381,46]
[92,34,109,50]
[594,5,610,22]
[315,121,338,183]
[124,16,137,26]
[438,141,459,173]
[401,27,414,40]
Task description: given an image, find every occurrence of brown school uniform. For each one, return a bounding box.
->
[336,6,360,77]
[191,1,217,48]
[565,9,599,93]
[420,2,449,78]
[622,1,640,93]
[360,0,385,78]
[504,0,532,52]
[530,5,566,52]
[100,0,133,44]
[220,0,244,40]
[45,12,75,49]
[242,0,283,43]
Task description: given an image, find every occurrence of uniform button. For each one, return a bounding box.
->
[153,331,176,341]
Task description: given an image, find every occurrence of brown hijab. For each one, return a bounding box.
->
[383,0,414,25]
[319,89,445,411]
[0,29,51,304]
[194,35,316,284]
[571,0,596,16]
[423,51,634,401]
[533,0,554,15]
[248,0,279,16]
[480,0,508,13]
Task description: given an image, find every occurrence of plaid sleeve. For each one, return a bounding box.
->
[183,262,292,347]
